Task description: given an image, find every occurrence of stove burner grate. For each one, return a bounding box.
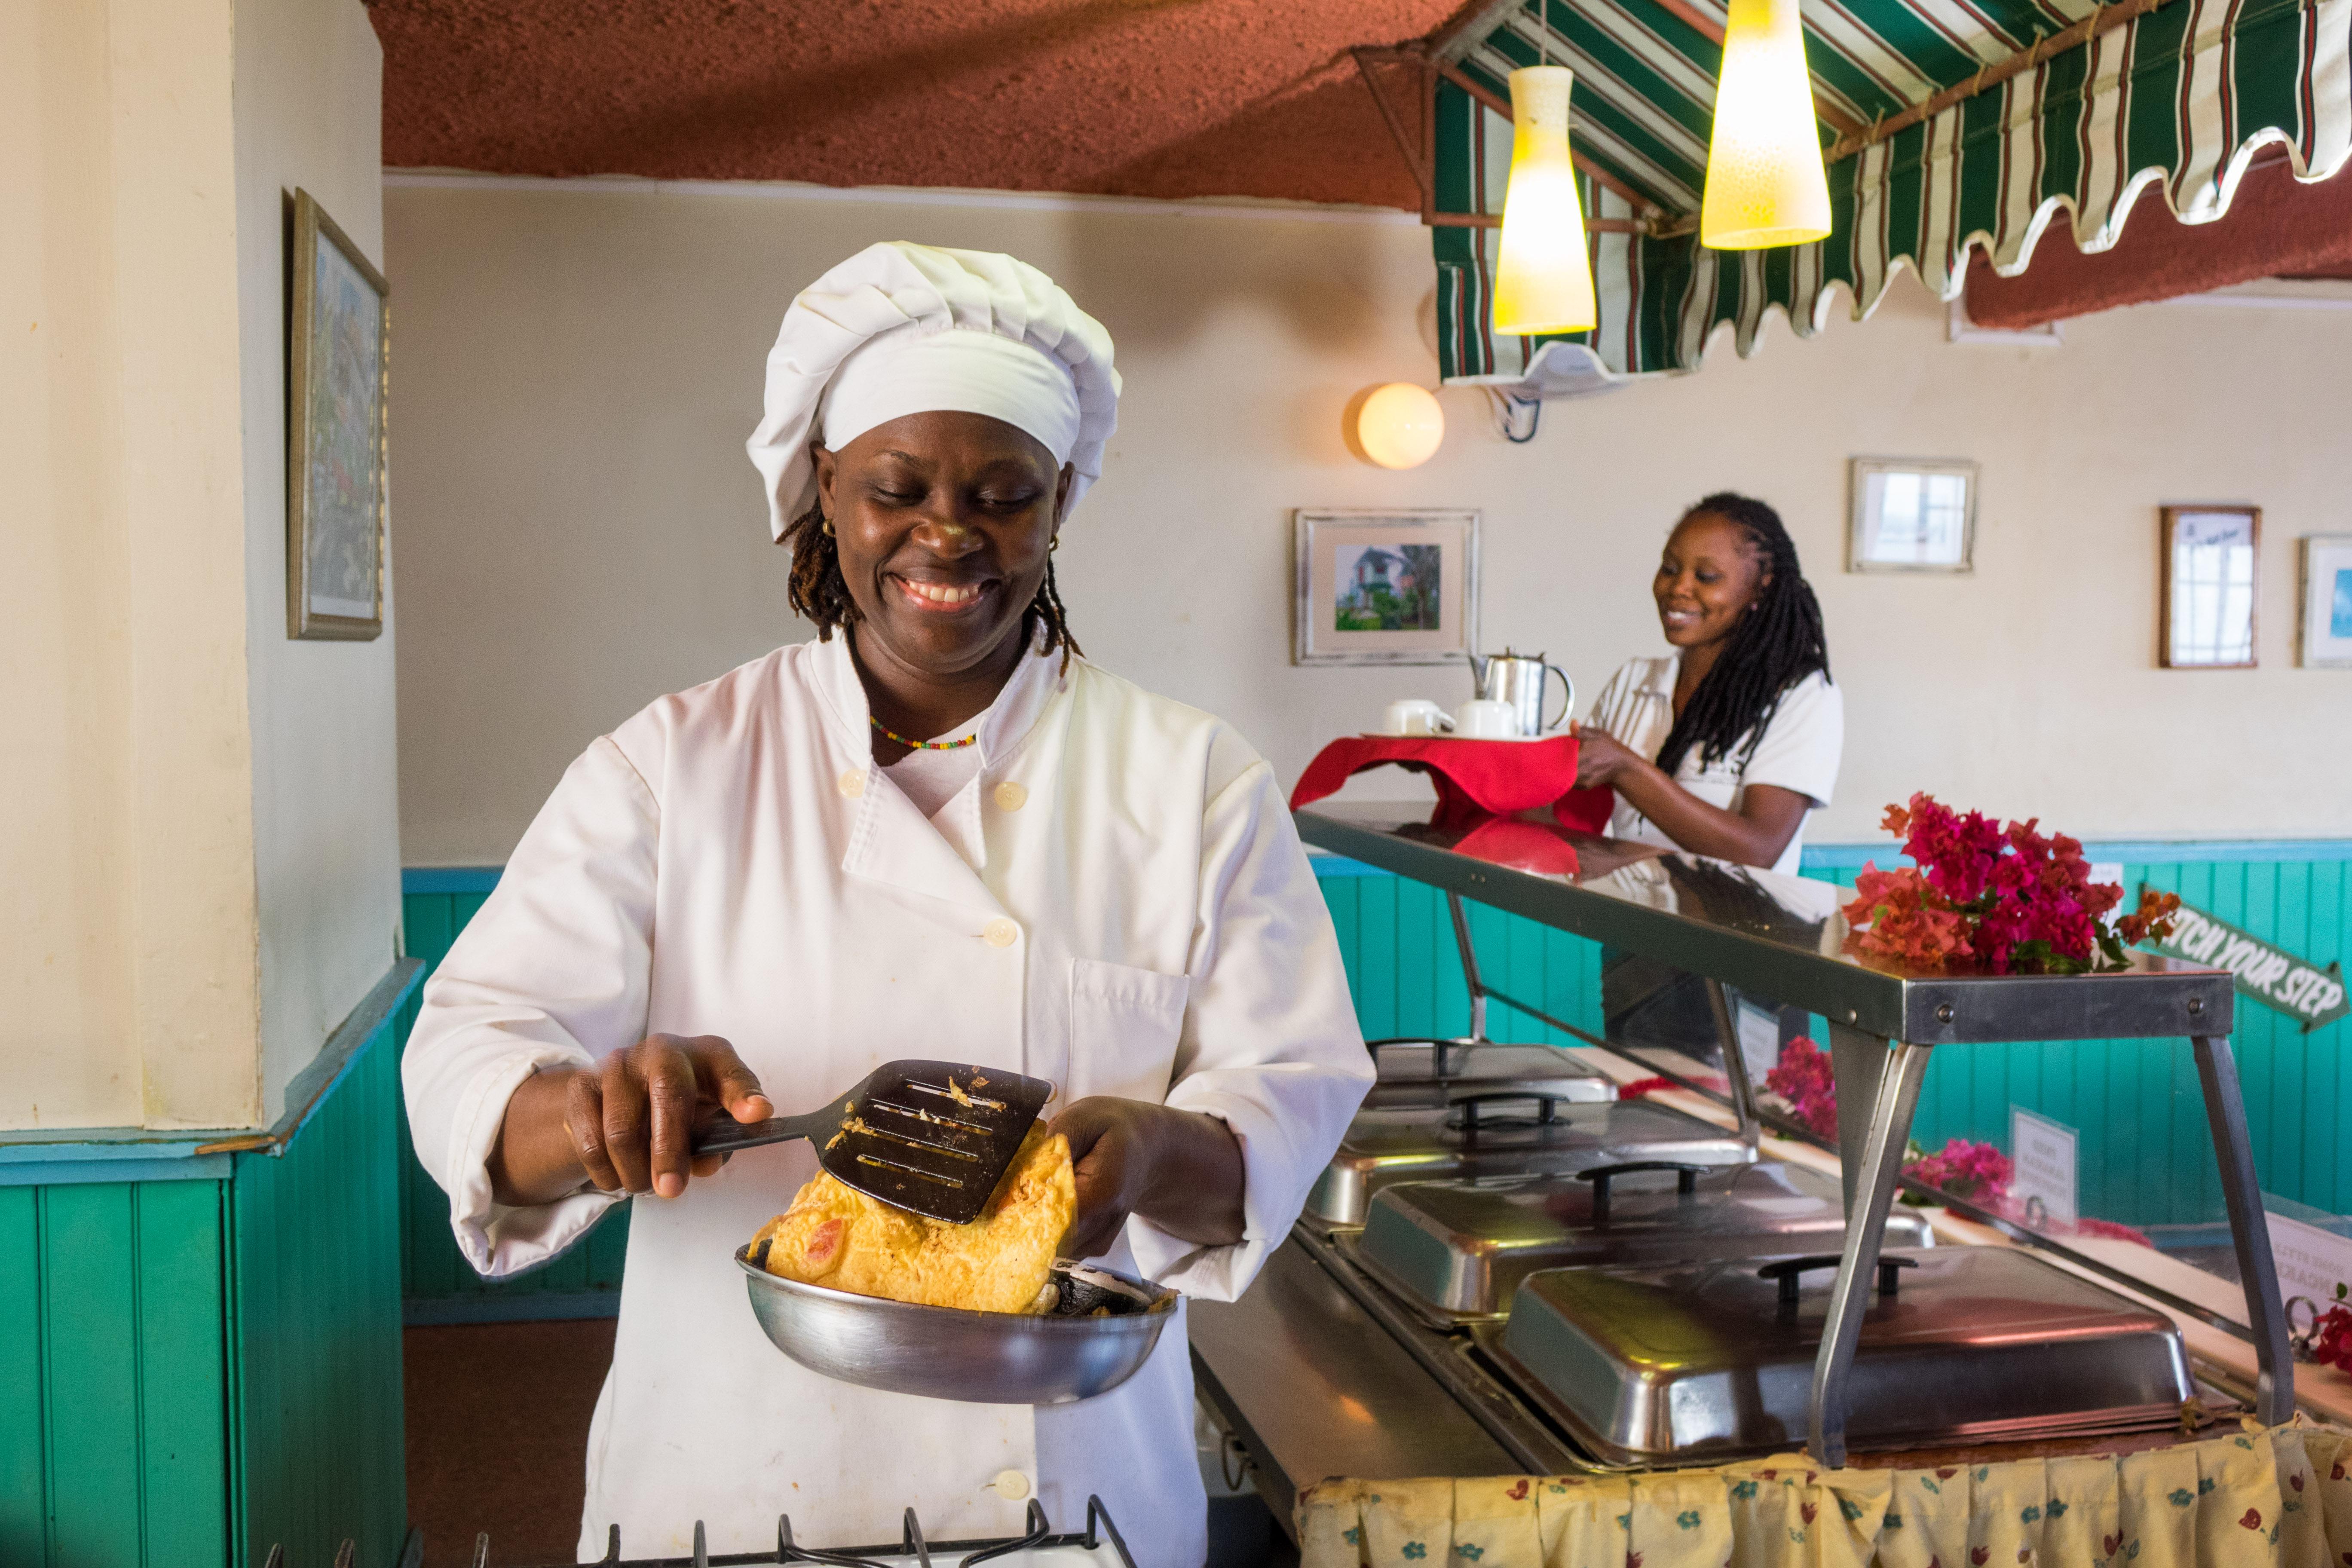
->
[469,1494,1136,1568]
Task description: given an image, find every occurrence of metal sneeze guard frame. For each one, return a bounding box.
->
[1296,805,2294,1467]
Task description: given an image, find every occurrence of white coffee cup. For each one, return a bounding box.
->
[1383,698,1454,737]
[1454,698,1519,739]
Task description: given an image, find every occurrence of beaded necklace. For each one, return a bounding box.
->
[870,714,979,752]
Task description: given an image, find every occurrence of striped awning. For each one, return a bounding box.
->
[1426,0,2352,385]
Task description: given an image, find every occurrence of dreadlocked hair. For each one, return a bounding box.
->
[779,505,1083,672]
[1652,491,1831,779]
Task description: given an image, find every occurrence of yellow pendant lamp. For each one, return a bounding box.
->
[1491,64,1596,336]
[1700,0,1832,248]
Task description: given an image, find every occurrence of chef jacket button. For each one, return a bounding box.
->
[837,769,865,799]
[992,780,1028,812]
[992,1470,1031,1501]
[982,917,1020,948]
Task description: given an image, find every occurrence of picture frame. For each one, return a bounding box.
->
[2300,533,2352,668]
[1293,509,1480,666]
[287,187,390,640]
[1847,457,1977,573]
[2159,505,2260,669]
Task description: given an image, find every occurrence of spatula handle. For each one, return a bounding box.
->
[689,1102,842,1158]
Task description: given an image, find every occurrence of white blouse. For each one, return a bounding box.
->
[1586,654,1844,876]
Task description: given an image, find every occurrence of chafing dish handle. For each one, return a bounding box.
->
[1572,1161,1707,1218]
[1758,1253,1917,1307]
[1449,1090,1572,1131]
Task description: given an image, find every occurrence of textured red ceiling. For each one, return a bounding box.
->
[372,0,1465,208]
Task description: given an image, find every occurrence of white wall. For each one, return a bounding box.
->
[3,0,260,1130]
[384,177,2352,868]
[0,0,397,1132]
[233,0,403,1119]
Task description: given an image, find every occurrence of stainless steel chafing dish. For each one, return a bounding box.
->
[1361,1039,1618,1110]
[1484,1246,2196,1467]
[1302,1092,1755,1228]
[1345,1161,1936,1326]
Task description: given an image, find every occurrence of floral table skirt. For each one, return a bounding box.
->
[1295,1423,2352,1568]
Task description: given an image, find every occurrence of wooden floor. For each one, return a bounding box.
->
[404,1319,616,1567]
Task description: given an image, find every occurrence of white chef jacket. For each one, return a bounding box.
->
[401,634,1372,1566]
[1586,654,1843,876]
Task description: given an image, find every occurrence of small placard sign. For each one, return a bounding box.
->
[2010,1107,2079,1229]
[2267,1210,2352,1315]
[2142,889,2349,1032]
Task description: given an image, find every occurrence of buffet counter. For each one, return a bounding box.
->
[1193,804,2331,1557]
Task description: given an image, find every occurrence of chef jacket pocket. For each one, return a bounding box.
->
[1067,958,1190,1102]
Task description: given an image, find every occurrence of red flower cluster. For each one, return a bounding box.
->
[1902,1137,2012,1203]
[2309,1288,2352,1376]
[1762,1038,1840,1140]
[1843,794,2183,975]
[2074,1217,2156,1248]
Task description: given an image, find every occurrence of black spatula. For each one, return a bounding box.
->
[691,1060,1054,1224]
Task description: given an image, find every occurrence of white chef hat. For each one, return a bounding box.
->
[746,242,1121,540]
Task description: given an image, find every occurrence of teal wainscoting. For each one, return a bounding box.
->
[398,870,629,1323]
[1320,842,2352,1231]
[0,962,421,1568]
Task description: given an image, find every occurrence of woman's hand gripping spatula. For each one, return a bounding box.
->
[691,1060,1054,1224]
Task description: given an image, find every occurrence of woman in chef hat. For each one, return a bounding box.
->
[402,242,1372,1565]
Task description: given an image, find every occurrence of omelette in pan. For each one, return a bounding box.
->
[750,1124,1075,1314]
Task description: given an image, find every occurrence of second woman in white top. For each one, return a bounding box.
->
[1574,493,1843,876]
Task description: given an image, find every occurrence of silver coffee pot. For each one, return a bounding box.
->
[1466,648,1575,737]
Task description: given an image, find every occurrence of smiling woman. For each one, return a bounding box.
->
[397,241,1373,1565]
[789,409,1077,764]
[1572,491,1842,876]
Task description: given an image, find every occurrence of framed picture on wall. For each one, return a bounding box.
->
[1293,509,1480,665]
[1847,457,1977,572]
[287,187,390,640]
[2160,505,2260,668]
[2300,534,2352,668]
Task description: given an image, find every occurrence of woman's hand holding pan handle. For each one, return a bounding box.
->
[488,1035,774,1208]
[1049,1096,1246,1260]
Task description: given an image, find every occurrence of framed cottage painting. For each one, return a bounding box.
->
[287,188,389,640]
[1293,509,1479,665]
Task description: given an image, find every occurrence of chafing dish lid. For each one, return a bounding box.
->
[1306,1097,1755,1227]
[1364,1041,1618,1109]
[1354,1161,1935,1318]
[1495,1247,2193,1461]
[1333,1095,1753,1166]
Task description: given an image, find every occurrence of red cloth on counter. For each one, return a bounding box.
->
[1288,735,1614,835]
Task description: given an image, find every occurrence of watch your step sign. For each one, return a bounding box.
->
[2140,888,2349,1033]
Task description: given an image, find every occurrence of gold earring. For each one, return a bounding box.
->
[1049,536,1061,553]
[822,515,835,537]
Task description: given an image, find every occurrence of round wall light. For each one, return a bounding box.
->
[1350,383,1446,469]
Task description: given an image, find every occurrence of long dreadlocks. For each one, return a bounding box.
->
[778,505,1083,671]
[1652,492,1831,779]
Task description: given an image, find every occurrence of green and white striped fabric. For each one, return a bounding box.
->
[1437,0,2352,384]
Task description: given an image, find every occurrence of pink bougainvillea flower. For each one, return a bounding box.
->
[1902,1138,2012,1203]
[2117,889,2183,948]
[1842,794,2148,977]
[1842,863,1972,971]
[1762,1038,1839,1141]
[2073,1217,2156,1248]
